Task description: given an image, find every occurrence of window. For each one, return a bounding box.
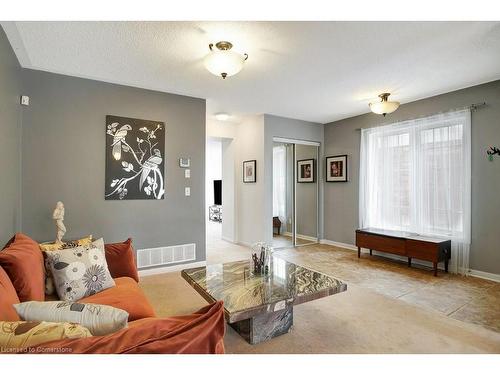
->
[359,110,471,274]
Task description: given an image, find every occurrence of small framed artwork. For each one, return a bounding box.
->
[243,160,257,183]
[326,155,348,182]
[297,159,315,183]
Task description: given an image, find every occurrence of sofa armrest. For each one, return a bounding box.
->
[104,238,139,282]
[31,301,225,354]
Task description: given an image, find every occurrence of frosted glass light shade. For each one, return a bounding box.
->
[204,49,246,79]
[369,93,400,116]
[369,101,400,115]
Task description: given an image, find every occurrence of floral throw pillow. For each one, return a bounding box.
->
[39,236,93,295]
[45,238,115,302]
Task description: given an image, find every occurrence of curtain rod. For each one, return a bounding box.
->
[354,102,486,131]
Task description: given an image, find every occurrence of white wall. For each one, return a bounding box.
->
[221,138,235,242]
[234,115,266,246]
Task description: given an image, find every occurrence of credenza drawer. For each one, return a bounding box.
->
[406,240,439,262]
[356,232,406,255]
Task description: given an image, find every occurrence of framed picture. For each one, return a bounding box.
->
[243,160,257,183]
[105,115,165,200]
[297,159,315,183]
[326,155,348,182]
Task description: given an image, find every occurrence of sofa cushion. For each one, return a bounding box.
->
[39,235,93,295]
[14,301,129,336]
[79,277,155,321]
[0,321,92,350]
[0,266,21,321]
[0,233,45,302]
[30,301,225,354]
[46,238,115,301]
[104,238,139,282]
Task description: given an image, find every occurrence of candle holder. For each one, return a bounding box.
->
[250,242,273,276]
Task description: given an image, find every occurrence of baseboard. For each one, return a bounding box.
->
[468,269,500,283]
[221,236,235,243]
[320,239,358,251]
[236,240,252,247]
[138,260,206,278]
[282,232,318,242]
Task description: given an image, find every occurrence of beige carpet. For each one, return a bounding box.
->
[140,271,500,354]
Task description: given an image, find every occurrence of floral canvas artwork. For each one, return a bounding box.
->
[105,115,165,200]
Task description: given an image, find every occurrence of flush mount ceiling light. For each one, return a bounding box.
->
[214,112,230,121]
[204,41,248,79]
[369,93,400,116]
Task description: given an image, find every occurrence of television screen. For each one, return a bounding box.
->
[214,180,222,205]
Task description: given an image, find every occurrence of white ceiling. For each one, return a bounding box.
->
[3,21,500,123]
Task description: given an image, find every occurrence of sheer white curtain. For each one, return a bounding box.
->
[359,109,471,274]
[273,145,287,228]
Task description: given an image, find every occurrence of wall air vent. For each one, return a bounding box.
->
[136,243,196,269]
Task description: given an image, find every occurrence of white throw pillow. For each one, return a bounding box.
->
[14,301,128,336]
[45,238,115,301]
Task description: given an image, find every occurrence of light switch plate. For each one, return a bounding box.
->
[185,169,190,178]
[185,187,191,196]
[20,95,30,106]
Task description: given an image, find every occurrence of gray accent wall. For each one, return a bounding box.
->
[0,28,22,246]
[20,69,206,264]
[324,80,500,275]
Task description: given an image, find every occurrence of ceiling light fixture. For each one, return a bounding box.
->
[204,41,248,79]
[214,112,230,121]
[369,93,400,116]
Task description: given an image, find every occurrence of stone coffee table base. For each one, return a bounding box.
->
[229,306,293,344]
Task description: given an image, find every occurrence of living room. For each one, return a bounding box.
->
[1,1,499,373]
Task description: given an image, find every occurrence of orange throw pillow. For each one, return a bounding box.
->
[0,233,45,302]
[104,238,139,282]
[0,266,20,321]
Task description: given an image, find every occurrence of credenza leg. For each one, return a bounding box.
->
[357,247,360,258]
[369,249,372,256]
[408,257,411,267]
[433,262,438,277]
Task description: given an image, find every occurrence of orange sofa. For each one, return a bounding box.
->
[0,234,225,354]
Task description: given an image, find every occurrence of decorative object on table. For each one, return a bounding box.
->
[250,242,273,276]
[179,157,190,168]
[105,115,165,200]
[243,160,257,183]
[52,201,66,245]
[209,205,222,223]
[326,155,348,182]
[297,159,315,183]
[487,146,500,161]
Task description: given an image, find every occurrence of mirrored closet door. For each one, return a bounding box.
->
[272,139,319,249]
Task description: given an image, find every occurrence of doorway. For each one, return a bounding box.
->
[206,136,236,248]
[272,138,319,249]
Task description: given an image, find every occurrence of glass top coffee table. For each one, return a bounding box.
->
[182,257,347,344]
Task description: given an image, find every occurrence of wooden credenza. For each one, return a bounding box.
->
[355,228,451,276]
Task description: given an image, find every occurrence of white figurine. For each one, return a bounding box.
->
[53,201,66,245]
